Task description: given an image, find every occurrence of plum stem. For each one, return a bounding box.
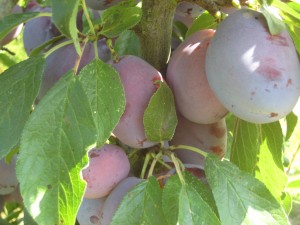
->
[140,153,151,179]
[169,144,208,158]
[170,153,185,184]
[147,151,163,178]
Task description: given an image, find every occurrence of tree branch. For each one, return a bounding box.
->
[137,0,178,75]
[0,0,18,19]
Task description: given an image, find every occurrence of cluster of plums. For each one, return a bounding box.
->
[1,0,300,224]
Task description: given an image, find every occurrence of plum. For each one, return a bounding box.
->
[174,2,204,27]
[23,7,61,55]
[167,29,228,124]
[170,112,227,167]
[82,144,130,199]
[110,55,163,148]
[0,156,18,195]
[0,5,23,47]
[36,39,110,102]
[99,177,142,225]
[205,9,300,123]
[85,0,124,10]
[77,197,106,225]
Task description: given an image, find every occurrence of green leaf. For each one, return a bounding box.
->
[0,56,45,159]
[255,122,287,200]
[205,154,289,225]
[29,35,64,57]
[162,172,220,225]
[143,82,177,142]
[115,30,141,57]
[285,112,298,141]
[111,177,167,225]
[281,192,292,215]
[51,0,80,53]
[287,179,300,188]
[100,5,142,38]
[16,72,97,225]
[0,12,47,40]
[261,5,286,35]
[173,21,188,40]
[186,11,217,38]
[79,59,125,147]
[273,0,300,19]
[230,119,261,174]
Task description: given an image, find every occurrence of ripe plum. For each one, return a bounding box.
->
[82,144,130,199]
[205,9,300,123]
[110,55,163,148]
[167,29,228,124]
[170,113,227,167]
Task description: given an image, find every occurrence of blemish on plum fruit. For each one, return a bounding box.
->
[265,89,270,93]
[210,146,225,157]
[186,167,205,179]
[257,58,282,81]
[270,112,278,117]
[286,79,293,87]
[104,0,114,6]
[210,125,226,138]
[137,138,148,147]
[266,34,289,47]
[273,83,278,89]
[152,76,162,89]
[89,152,100,158]
[90,215,100,224]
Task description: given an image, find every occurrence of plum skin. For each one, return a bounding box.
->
[77,197,106,225]
[205,9,300,124]
[85,0,124,10]
[0,156,18,195]
[170,112,227,167]
[36,39,110,103]
[110,55,163,149]
[0,5,23,47]
[99,177,142,225]
[82,144,130,199]
[167,29,228,124]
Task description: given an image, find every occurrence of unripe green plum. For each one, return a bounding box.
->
[205,9,300,123]
[99,177,142,225]
[0,5,23,47]
[167,30,228,124]
[36,39,110,102]
[82,144,130,199]
[110,55,163,148]
[77,197,106,225]
[170,113,227,167]
[0,156,18,195]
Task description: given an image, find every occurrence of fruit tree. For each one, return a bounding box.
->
[0,0,300,224]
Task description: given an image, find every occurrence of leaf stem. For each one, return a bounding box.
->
[44,39,74,58]
[169,144,208,158]
[287,143,300,174]
[106,39,119,63]
[81,0,96,36]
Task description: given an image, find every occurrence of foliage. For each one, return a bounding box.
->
[0,0,300,224]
